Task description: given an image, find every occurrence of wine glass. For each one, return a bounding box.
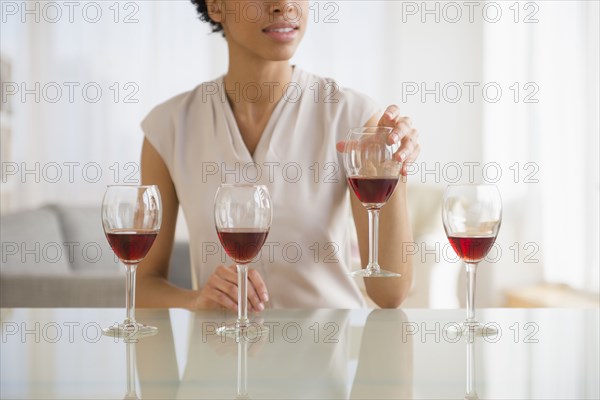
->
[101,185,162,339]
[343,126,402,277]
[442,184,502,336]
[214,184,272,337]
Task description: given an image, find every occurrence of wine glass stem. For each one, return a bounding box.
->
[237,265,249,328]
[367,208,380,272]
[125,264,137,325]
[465,262,477,324]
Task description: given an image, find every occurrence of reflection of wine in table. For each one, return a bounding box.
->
[348,177,399,206]
[106,229,159,264]
[217,228,269,264]
[447,234,496,263]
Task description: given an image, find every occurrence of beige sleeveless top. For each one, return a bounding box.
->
[142,67,380,308]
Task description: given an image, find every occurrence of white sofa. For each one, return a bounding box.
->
[0,205,190,307]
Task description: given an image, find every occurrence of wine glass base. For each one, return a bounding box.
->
[123,392,141,400]
[216,323,269,340]
[349,268,401,278]
[444,322,498,338]
[102,322,158,340]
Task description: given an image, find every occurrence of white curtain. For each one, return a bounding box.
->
[482,0,599,293]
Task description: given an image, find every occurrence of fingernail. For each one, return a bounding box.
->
[258,303,264,311]
[385,112,394,119]
[393,133,400,143]
[263,292,269,302]
[400,152,407,161]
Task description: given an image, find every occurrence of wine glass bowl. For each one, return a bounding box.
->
[343,127,402,277]
[442,184,502,336]
[101,185,162,339]
[214,184,272,338]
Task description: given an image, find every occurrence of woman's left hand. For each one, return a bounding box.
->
[377,105,420,176]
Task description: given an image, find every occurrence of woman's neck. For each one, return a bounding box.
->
[224,49,293,107]
[222,49,295,156]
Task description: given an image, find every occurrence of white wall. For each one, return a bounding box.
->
[295,1,484,169]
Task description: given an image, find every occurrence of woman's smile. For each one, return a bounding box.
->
[262,22,299,43]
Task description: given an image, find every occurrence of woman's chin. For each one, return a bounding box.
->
[260,47,298,62]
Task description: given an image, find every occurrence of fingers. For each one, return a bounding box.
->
[201,265,269,313]
[394,128,420,175]
[337,105,420,171]
[378,105,417,169]
[378,106,412,155]
[203,266,238,311]
[248,268,269,304]
[245,286,263,312]
[402,143,420,176]
[378,104,410,128]
[377,105,401,128]
[217,264,238,285]
[395,117,413,138]
[203,280,238,312]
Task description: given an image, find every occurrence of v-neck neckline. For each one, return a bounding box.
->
[220,66,301,163]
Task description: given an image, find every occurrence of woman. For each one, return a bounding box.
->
[137,0,420,310]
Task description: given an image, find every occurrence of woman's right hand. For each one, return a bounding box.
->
[196,264,269,312]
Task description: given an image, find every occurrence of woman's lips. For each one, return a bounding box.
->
[262,24,299,43]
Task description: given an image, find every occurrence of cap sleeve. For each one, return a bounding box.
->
[140,97,180,174]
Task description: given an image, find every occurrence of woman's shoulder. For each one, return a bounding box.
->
[142,78,223,125]
[140,78,223,165]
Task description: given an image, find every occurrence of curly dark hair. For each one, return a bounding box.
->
[190,0,223,33]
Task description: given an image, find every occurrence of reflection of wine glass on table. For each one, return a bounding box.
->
[465,336,479,400]
[102,185,162,339]
[343,127,402,277]
[236,337,250,400]
[215,184,272,338]
[443,184,501,336]
[124,341,139,400]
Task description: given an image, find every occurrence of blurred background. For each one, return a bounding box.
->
[1,0,598,308]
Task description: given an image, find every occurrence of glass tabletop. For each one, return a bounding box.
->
[0,308,598,399]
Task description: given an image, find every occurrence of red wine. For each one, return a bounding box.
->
[348,176,399,207]
[217,228,269,264]
[106,229,158,264]
[447,234,497,263]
